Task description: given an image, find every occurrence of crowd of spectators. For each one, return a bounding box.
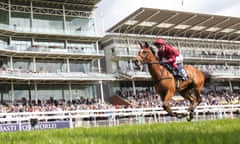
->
[116,88,240,108]
[194,64,240,75]
[0,89,239,114]
[199,50,240,57]
[0,97,113,114]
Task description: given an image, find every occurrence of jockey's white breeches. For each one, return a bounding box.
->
[176,54,183,64]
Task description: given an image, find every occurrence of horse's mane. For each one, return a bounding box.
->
[149,46,156,56]
[143,42,156,58]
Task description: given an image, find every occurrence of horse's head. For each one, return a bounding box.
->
[135,42,156,67]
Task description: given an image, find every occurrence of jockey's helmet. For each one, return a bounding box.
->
[154,38,166,45]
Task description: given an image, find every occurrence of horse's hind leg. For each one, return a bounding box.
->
[179,89,196,121]
[193,87,203,107]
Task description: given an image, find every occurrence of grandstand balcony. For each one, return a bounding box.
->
[117,71,151,80]
[115,67,240,81]
[183,53,240,63]
[0,23,101,42]
[110,47,240,63]
[111,48,139,60]
[0,45,104,60]
[0,0,102,42]
[0,71,115,81]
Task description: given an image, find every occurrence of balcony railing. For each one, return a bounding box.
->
[183,53,240,61]
[0,70,115,81]
[111,49,240,61]
[0,44,104,56]
[0,67,239,81]
[0,23,98,37]
[116,68,240,80]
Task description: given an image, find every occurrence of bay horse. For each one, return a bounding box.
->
[135,42,210,121]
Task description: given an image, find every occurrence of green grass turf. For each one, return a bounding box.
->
[0,119,240,144]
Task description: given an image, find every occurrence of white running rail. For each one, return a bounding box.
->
[0,104,239,132]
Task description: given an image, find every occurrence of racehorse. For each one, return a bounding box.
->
[135,42,210,121]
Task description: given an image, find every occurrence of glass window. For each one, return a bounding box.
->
[69,60,91,73]
[0,56,10,70]
[71,84,97,101]
[13,84,34,103]
[11,12,30,31]
[37,84,68,101]
[0,84,11,103]
[117,60,132,72]
[11,38,31,51]
[33,14,63,31]
[65,17,95,34]
[12,58,32,72]
[36,59,67,73]
[68,42,96,53]
[0,10,9,25]
[34,40,64,48]
[0,83,99,103]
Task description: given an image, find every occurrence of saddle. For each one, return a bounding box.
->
[163,63,188,81]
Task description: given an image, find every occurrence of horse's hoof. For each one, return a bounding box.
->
[186,112,194,121]
[176,113,187,119]
[186,116,192,121]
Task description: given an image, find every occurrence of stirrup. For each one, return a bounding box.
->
[182,74,188,80]
[183,76,188,81]
[176,80,180,89]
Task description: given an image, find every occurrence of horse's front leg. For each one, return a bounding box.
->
[161,91,176,117]
[185,88,203,121]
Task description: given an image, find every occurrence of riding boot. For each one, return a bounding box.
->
[172,69,177,76]
[163,63,175,75]
[177,67,188,80]
[174,68,182,80]
[181,69,188,80]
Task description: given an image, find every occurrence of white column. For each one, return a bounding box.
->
[62,4,66,31]
[11,81,14,104]
[8,0,11,26]
[34,81,38,104]
[68,82,72,102]
[66,58,70,72]
[132,80,136,96]
[33,56,36,72]
[10,56,13,70]
[30,0,33,28]
[228,80,233,93]
[100,81,104,103]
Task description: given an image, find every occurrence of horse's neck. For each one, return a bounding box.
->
[147,59,167,79]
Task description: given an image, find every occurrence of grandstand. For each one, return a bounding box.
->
[0,0,115,105]
[100,7,240,100]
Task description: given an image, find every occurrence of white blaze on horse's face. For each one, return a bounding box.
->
[135,55,143,66]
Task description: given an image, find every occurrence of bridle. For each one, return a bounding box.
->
[137,48,161,65]
[136,48,172,83]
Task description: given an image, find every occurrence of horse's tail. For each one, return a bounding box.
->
[201,71,211,86]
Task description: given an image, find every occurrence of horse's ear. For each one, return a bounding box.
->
[144,42,149,48]
[138,41,144,49]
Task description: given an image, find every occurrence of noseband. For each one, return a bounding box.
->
[138,49,161,65]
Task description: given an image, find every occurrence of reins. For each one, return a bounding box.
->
[140,53,172,84]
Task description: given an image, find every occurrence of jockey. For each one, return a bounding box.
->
[153,38,188,80]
